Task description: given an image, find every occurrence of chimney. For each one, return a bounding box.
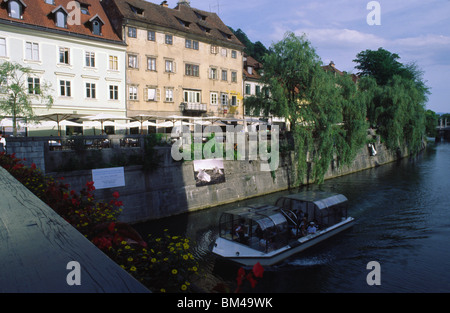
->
[177,0,191,6]
[160,1,168,7]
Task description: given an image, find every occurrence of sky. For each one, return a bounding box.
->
[176,0,450,114]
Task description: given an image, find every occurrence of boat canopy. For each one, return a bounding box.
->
[275,191,349,228]
[218,205,290,253]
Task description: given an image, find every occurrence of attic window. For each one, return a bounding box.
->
[44,0,55,4]
[51,6,69,28]
[194,11,207,21]
[177,18,190,28]
[219,30,232,40]
[197,24,210,34]
[88,14,105,36]
[6,0,27,19]
[129,4,144,15]
[80,5,89,15]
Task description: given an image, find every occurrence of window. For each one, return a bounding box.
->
[165,34,173,45]
[147,87,159,101]
[25,42,39,61]
[185,64,199,77]
[45,0,55,4]
[245,84,251,95]
[59,47,70,64]
[85,83,96,99]
[128,27,137,38]
[28,77,40,95]
[80,4,89,14]
[221,93,228,106]
[109,55,118,70]
[165,60,175,73]
[210,45,219,54]
[0,38,6,57]
[55,10,67,28]
[109,85,119,100]
[60,80,71,97]
[8,1,22,19]
[128,86,138,100]
[210,92,218,106]
[231,71,237,83]
[185,39,199,50]
[85,52,95,67]
[147,57,156,71]
[231,50,237,59]
[92,20,102,36]
[221,48,227,57]
[128,54,138,68]
[221,69,227,81]
[184,90,201,104]
[148,31,156,41]
[256,85,261,95]
[165,88,174,102]
[231,95,239,106]
[209,67,217,80]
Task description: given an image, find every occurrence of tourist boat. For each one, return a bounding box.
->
[212,191,355,266]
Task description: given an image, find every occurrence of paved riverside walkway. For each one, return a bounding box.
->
[0,167,149,293]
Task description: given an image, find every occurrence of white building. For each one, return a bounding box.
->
[0,0,127,136]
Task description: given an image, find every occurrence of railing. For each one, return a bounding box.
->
[182,102,207,112]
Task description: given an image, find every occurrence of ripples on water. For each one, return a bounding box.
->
[135,142,450,293]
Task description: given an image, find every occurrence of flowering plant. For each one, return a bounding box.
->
[0,152,199,292]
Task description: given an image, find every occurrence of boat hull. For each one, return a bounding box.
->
[212,217,355,266]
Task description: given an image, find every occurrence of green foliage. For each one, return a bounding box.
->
[355,48,429,154]
[245,32,368,184]
[229,27,269,61]
[0,61,53,136]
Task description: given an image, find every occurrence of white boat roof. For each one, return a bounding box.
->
[280,191,348,210]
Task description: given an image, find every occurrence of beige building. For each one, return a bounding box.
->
[102,0,246,121]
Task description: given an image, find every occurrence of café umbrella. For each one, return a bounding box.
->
[83,113,130,134]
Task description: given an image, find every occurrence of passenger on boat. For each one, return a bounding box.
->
[234,219,247,243]
[307,222,317,235]
[299,214,308,237]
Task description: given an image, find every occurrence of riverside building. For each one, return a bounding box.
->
[101,0,246,122]
[0,0,127,135]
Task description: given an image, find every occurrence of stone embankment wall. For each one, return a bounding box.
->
[44,137,412,223]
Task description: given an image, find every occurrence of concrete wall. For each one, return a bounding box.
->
[46,138,413,224]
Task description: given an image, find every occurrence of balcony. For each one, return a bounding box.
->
[180,102,207,113]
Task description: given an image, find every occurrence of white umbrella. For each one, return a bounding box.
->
[35,113,87,136]
[84,113,130,134]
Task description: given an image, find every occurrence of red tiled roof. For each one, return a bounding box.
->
[102,0,245,48]
[0,0,122,43]
[244,55,263,80]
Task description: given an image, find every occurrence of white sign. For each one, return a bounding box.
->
[92,167,125,190]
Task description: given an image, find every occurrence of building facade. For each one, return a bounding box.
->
[0,0,127,135]
[102,0,246,120]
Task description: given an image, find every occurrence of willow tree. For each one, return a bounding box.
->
[0,61,53,136]
[245,32,367,184]
[354,49,429,154]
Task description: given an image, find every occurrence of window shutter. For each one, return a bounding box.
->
[156,88,161,101]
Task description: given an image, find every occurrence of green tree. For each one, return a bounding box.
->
[245,32,367,184]
[0,61,53,136]
[354,48,429,154]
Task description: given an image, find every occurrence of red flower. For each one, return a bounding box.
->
[252,262,264,278]
[30,163,36,170]
[107,222,116,233]
[112,191,120,199]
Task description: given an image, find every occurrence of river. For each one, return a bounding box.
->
[134,141,450,293]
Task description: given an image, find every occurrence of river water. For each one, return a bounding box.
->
[135,141,450,293]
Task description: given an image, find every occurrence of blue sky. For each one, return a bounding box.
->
[185,0,450,113]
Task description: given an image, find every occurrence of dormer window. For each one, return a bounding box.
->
[88,14,105,36]
[5,0,27,19]
[51,6,69,28]
[129,4,144,15]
